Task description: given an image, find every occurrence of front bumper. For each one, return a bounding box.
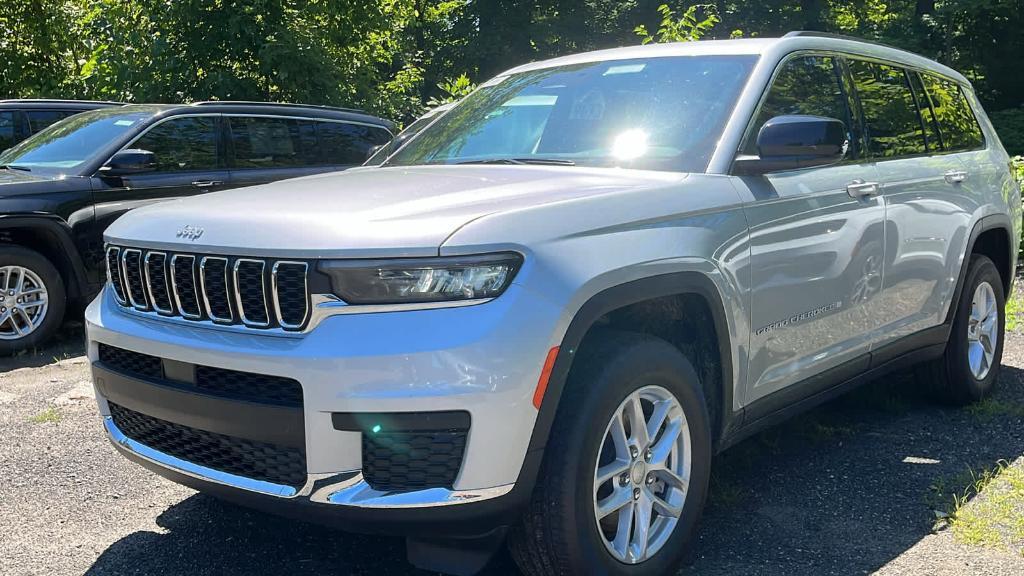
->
[86,283,561,531]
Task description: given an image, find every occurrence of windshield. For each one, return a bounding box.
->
[0,107,157,172]
[386,55,757,172]
[365,108,449,166]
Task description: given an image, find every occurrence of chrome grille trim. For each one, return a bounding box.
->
[107,246,312,333]
[199,256,233,324]
[169,255,202,320]
[105,246,127,305]
[143,251,174,315]
[121,249,149,310]
[271,261,309,330]
[233,259,270,328]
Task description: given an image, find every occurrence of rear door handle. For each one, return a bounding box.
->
[191,180,224,188]
[944,170,969,184]
[847,180,881,199]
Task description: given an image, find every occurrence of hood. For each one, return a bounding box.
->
[105,165,687,258]
[0,168,77,196]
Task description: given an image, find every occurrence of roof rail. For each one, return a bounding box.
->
[0,98,123,105]
[189,101,369,115]
[783,31,909,54]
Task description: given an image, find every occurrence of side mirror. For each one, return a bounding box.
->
[734,115,848,175]
[366,144,385,160]
[99,149,157,176]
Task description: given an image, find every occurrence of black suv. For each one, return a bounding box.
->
[0,101,394,352]
[0,99,122,150]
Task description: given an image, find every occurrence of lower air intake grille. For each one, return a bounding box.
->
[109,402,307,487]
[362,430,468,492]
[98,343,163,379]
[195,365,303,407]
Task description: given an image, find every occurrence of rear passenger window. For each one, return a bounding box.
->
[744,55,852,156]
[920,74,985,151]
[229,117,318,168]
[316,122,392,165]
[133,116,219,172]
[848,60,927,158]
[25,110,68,134]
[0,112,15,150]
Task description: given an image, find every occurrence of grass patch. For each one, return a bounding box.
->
[966,397,1024,421]
[29,407,62,424]
[1006,288,1024,332]
[951,461,1024,552]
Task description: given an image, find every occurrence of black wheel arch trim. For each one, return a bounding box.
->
[0,215,91,300]
[524,271,736,457]
[945,213,1015,326]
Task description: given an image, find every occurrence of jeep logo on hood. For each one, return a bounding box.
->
[176,225,204,241]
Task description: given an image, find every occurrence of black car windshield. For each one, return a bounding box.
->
[0,107,159,172]
[384,55,757,172]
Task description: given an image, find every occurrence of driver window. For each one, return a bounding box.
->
[742,55,851,157]
[132,116,219,172]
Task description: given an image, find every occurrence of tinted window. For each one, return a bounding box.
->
[0,108,157,171]
[909,72,943,151]
[921,74,985,151]
[0,112,15,150]
[849,60,927,158]
[386,55,758,172]
[229,117,318,168]
[25,110,71,134]
[133,116,219,172]
[317,122,391,165]
[743,55,851,156]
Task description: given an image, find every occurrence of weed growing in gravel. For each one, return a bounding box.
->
[950,461,1024,552]
[1006,289,1024,332]
[29,407,62,424]
[965,398,1024,421]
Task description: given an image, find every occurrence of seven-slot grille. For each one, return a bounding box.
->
[106,246,310,331]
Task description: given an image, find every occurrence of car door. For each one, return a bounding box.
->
[91,114,230,240]
[732,53,888,407]
[849,60,974,347]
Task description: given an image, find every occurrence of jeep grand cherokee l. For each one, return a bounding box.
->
[0,101,393,352]
[87,33,1021,576]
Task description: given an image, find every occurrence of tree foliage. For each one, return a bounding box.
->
[0,0,1021,141]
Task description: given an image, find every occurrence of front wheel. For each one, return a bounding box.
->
[0,246,66,355]
[508,331,711,576]
[917,254,1004,404]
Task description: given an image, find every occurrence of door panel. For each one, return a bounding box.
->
[736,54,888,404]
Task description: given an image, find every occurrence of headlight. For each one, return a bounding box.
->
[319,253,523,305]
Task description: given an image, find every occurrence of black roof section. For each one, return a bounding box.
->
[185,100,395,130]
[0,99,124,110]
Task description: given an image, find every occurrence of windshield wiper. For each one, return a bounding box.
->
[456,157,576,166]
[0,164,30,172]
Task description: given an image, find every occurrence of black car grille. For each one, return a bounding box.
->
[109,402,307,487]
[195,365,303,407]
[106,246,310,331]
[98,344,303,407]
[98,343,163,379]
[362,430,468,492]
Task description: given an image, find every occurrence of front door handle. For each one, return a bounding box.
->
[847,180,881,199]
[191,180,223,188]
[944,170,969,185]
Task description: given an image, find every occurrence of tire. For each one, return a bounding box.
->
[0,246,66,355]
[508,331,712,576]
[916,254,1004,404]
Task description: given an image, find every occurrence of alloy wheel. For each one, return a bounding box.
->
[967,281,998,380]
[593,385,691,564]
[0,265,48,340]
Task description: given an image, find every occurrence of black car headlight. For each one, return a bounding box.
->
[319,253,523,305]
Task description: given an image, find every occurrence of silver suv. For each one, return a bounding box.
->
[87,33,1021,576]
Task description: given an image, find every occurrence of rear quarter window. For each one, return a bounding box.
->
[316,122,393,166]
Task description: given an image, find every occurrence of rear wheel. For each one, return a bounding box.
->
[508,331,711,576]
[0,246,65,354]
[917,254,1004,404]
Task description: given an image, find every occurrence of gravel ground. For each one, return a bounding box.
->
[2,322,1024,575]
